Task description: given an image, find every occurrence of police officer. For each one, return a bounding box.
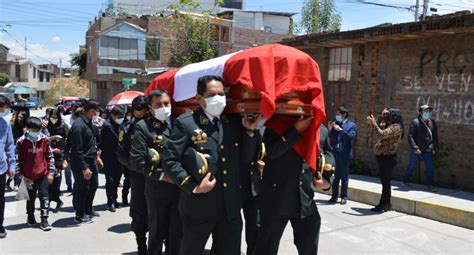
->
[130,90,182,255]
[255,117,331,255]
[162,75,260,255]
[100,106,124,212]
[117,96,149,255]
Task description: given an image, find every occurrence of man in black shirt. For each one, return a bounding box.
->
[69,99,101,224]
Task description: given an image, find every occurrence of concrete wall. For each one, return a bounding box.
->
[300,33,474,190]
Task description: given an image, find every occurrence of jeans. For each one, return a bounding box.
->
[27,175,50,219]
[332,153,351,199]
[73,160,99,218]
[403,150,434,186]
[376,155,397,206]
[0,173,5,227]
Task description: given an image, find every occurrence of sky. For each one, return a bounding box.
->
[0,0,473,66]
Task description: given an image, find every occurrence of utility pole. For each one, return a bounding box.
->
[59,58,62,99]
[422,0,429,21]
[415,0,420,21]
[24,37,27,59]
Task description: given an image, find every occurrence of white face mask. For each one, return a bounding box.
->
[126,115,132,121]
[153,106,171,122]
[114,118,124,125]
[204,95,226,117]
[50,118,58,125]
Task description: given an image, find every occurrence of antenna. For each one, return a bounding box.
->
[24,37,27,59]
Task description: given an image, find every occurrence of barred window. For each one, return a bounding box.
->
[328,47,352,82]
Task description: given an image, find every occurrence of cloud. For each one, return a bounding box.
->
[2,36,72,66]
[52,36,61,42]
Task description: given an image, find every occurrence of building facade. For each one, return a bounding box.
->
[283,12,474,190]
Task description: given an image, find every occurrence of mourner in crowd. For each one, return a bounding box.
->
[117,96,149,254]
[100,106,124,212]
[131,90,182,255]
[17,116,55,231]
[46,108,69,211]
[402,104,438,192]
[163,75,260,255]
[6,110,27,191]
[0,95,16,238]
[328,106,357,205]
[116,108,134,206]
[367,108,404,212]
[69,99,102,224]
[255,118,331,255]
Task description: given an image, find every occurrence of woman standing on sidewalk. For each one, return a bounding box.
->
[367,108,404,212]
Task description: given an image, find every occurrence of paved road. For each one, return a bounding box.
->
[1,109,473,254]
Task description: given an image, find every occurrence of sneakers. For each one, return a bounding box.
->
[40,218,52,231]
[428,185,437,192]
[87,211,100,218]
[340,198,348,205]
[74,215,94,224]
[328,197,338,204]
[27,214,38,226]
[0,226,6,238]
[401,182,411,188]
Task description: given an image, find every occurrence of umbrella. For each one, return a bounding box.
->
[107,91,144,106]
[5,86,34,94]
[145,44,326,172]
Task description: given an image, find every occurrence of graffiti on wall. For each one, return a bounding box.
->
[398,50,473,126]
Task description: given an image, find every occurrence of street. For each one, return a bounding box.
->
[1,173,473,254]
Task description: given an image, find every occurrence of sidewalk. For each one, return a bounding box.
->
[322,174,474,230]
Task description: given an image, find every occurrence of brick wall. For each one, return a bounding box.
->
[299,33,474,191]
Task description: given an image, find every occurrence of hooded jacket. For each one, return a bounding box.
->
[16,132,55,181]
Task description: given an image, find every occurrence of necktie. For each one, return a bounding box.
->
[212,117,219,131]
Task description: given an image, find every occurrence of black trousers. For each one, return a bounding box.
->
[130,171,148,251]
[242,196,259,255]
[180,216,242,255]
[376,154,397,206]
[0,173,6,227]
[145,180,182,255]
[122,167,131,201]
[255,212,321,255]
[72,162,99,218]
[103,158,122,205]
[49,171,62,203]
[27,175,50,219]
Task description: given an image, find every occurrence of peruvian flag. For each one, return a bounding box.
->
[146,44,326,172]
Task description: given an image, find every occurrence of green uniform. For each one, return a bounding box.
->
[130,117,182,255]
[162,108,258,255]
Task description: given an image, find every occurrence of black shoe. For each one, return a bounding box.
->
[27,214,38,226]
[67,186,73,192]
[56,200,64,210]
[87,211,100,218]
[372,203,391,212]
[340,198,348,205]
[0,226,6,238]
[122,196,129,207]
[328,197,337,204]
[137,245,147,255]
[40,218,52,231]
[114,201,121,209]
[108,204,116,212]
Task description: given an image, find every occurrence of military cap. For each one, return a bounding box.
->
[148,148,161,167]
[182,147,216,182]
[317,152,335,189]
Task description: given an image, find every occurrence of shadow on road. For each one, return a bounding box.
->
[51,217,80,228]
[5,222,30,231]
[342,207,380,216]
[108,223,131,234]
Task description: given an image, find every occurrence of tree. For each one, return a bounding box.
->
[162,0,219,67]
[0,73,9,86]
[301,0,342,34]
[70,47,87,77]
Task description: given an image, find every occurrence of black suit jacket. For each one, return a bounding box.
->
[163,109,258,223]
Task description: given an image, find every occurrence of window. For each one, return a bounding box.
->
[46,73,50,82]
[328,47,352,82]
[97,81,107,89]
[33,67,36,79]
[39,71,44,82]
[145,38,160,61]
[99,36,145,60]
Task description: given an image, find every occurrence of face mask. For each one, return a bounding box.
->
[28,131,41,141]
[422,112,431,120]
[256,117,267,129]
[50,118,58,125]
[335,115,343,123]
[153,106,172,122]
[0,108,11,117]
[204,95,226,117]
[126,116,132,122]
[114,118,124,125]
